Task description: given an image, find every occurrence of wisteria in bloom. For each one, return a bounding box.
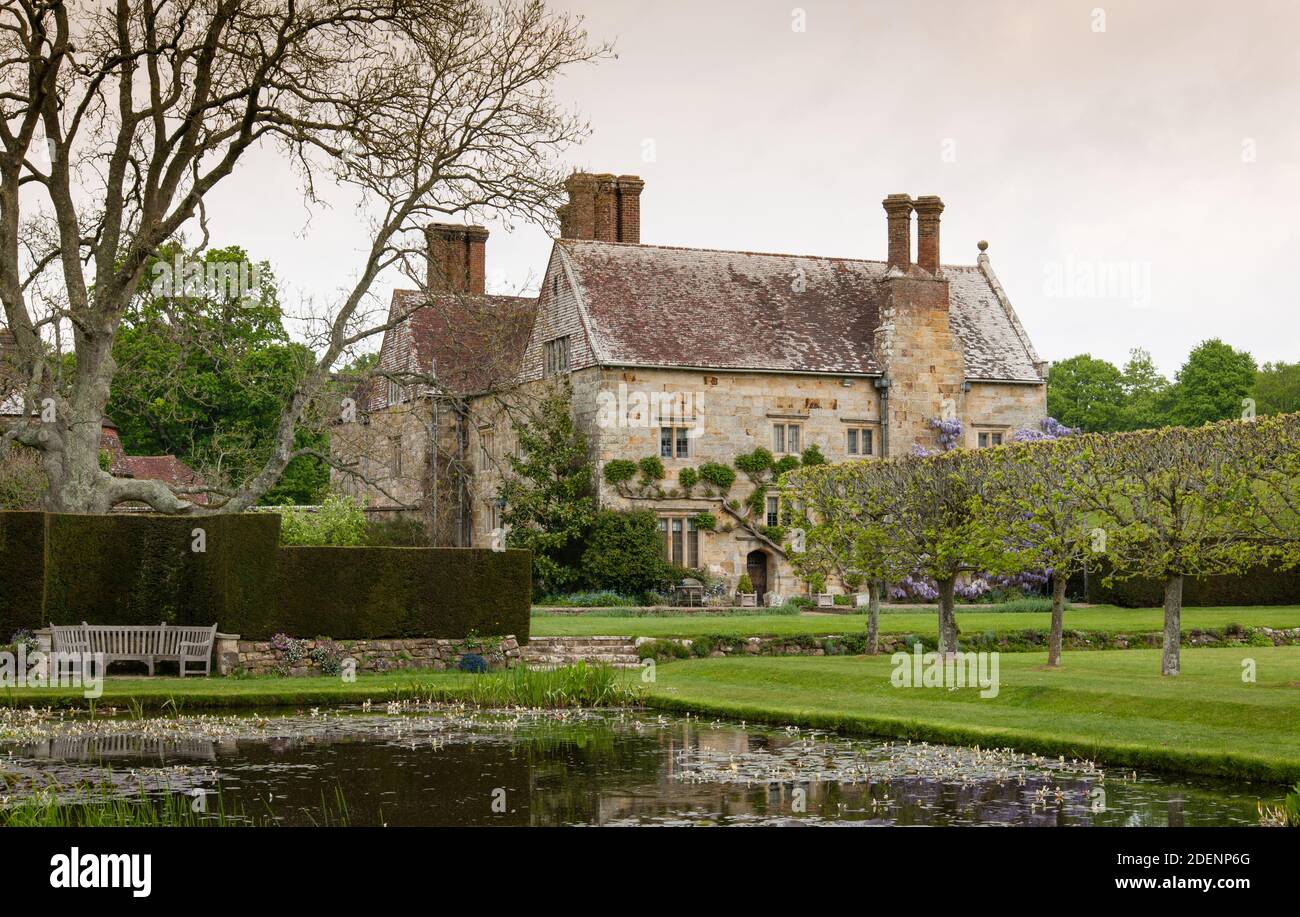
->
[927,416,964,451]
[1012,416,1078,442]
[888,569,1052,602]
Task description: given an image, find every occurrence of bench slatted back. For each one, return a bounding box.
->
[51,625,90,655]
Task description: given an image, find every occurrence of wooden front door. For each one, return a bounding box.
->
[746,550,768,605]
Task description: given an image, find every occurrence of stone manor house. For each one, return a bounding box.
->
[332,175,1048,601]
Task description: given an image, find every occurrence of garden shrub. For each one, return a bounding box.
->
[579,510,670,595]
[276,494,367,546]
[697,462,736,492]
[364,515,428,546]
[637,455,665,482]
[602,459,637,485]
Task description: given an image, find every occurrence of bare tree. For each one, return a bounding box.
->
[0,0,608,513]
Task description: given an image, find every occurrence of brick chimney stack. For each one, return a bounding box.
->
[615,175,644,243]
[882,194,913,270]
[425,224,489,295]
[559,172,645,243]
[913,195,945,275]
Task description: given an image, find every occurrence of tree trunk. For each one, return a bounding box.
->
[1047,572,1067,667]
[867,580,882,655]
[936,577,958,655]
[1161,573,1183,676]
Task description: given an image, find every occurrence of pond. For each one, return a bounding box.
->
[0,705,1281,826]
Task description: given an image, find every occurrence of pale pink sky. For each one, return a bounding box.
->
[201,0,1300,376]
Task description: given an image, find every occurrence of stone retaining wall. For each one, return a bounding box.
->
[217,634,521,676]
[635,626,1300,660]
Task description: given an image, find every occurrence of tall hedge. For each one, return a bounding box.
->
[0,512,530,643]
[1069,560,1300,607]
[274,546,531,642]
[41,512,280,628]
[0,511,47,634]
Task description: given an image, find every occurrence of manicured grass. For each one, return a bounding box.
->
[532,604,1300,639]
[636,647,1300,782]
[0,663,640,711]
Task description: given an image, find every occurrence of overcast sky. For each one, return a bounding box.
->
[201,0,1300,377]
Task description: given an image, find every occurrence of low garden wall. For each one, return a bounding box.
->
[219,634,522,677]
[634,625,1300,660]
[0,511,531,646]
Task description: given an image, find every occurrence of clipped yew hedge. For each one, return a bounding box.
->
[275,546,531,642]
[0,511,531,643]
[1070,561,1300,608]
[41,512,279,630]
[0,511,47,635]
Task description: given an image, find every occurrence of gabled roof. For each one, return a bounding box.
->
[99,419,207,503]
[381,290,537,399]
[553,239,1043,383]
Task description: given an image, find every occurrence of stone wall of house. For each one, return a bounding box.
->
[962,381,1048,446]
[217,634,521,677]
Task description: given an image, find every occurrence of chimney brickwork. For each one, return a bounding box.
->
[876,193,962,453]
[425,224,489,295]
[559,172,645,243]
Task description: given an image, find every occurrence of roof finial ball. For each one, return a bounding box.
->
[977,240,989,252]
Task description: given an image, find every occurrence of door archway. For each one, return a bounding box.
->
[745,550,768,605]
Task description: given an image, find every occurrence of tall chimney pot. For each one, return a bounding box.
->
[913,195,945,275]
[882,194,914,270]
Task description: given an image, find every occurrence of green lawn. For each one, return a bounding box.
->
[636,647,1300,782]
[532,604,1300,639]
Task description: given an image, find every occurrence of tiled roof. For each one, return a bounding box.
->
[384,290,537,397]
[554,240,1043,383]
[100,421,208,504]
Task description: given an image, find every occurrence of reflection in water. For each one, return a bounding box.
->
[0,709,1279,826]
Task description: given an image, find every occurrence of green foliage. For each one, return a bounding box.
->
[602,459,636,486]
[1118,348,1170,430]
[580,510,671,595]
[1254,361,1300,416]
[274,547,531,641]
[637,455,665,482]
[1166,339,1257,427]
[737,574,755,594]
[0,446,46,510]
[0,511,47,633]
[1046,354,1126,432]
[363,515,428,546]
[800,444,827,466]
[697,462,736,491]
[734,447,774,478]
[745,484,768,518]
[677,467,699,491]
[1079,560,1300,608]
[276,494,368,546]
[691,511,716,531]
[758,524,786,544]
[534,591,640,608]
[773,454,800,476]
[109,243,328,504]
[35,512,280,632]
[499,385,596,594]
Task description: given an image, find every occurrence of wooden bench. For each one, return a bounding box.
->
[50,623,217,677]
